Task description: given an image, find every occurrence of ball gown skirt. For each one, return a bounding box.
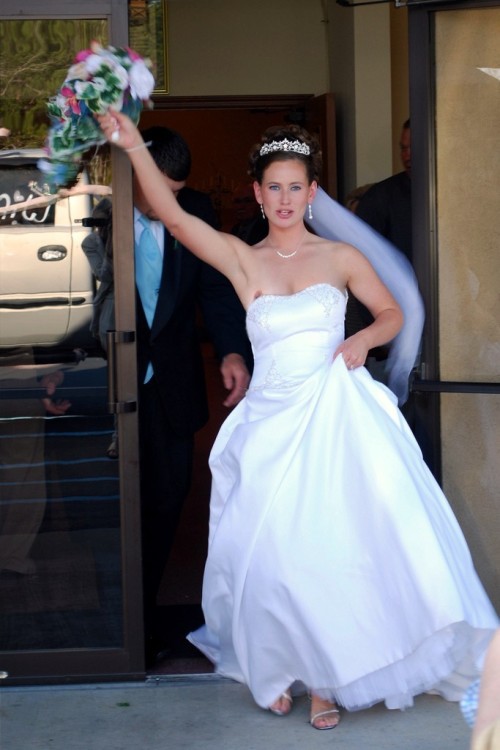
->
[188,283,498,711]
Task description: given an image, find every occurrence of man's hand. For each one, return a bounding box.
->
[220,353,250,408]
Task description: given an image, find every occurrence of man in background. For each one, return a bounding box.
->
[356,120,430,465]
[356,118,412,263]
[88,126,252,667]
[135,126,252,667]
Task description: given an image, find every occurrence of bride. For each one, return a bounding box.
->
[98,109,498,730]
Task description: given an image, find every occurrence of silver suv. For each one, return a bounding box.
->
[0,149,97,354]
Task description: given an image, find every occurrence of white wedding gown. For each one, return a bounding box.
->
[188,283,498,711]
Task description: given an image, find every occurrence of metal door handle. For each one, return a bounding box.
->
[106,329,137,414]
[412,379,500,395]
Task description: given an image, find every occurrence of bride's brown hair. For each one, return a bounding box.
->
[248,124,322,185]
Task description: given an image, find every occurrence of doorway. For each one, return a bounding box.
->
[140,92,337,229]
[0,4,338,684]
[137,93,337,675]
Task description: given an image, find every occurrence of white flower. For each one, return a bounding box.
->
[84,53,107,75]
[74,80,92,97]
[54,92,68,109]
[66,62,91,81]
[129,60,155,99]
[110,62,130,90]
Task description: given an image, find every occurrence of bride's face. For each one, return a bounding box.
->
[254,160,317,227]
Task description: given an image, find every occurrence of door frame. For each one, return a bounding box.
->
[149,93,337,197]
[0,0,143,684]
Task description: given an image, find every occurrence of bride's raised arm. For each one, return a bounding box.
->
[97,109,247,289]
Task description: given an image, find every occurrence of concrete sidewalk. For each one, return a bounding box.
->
[1,674,471,750]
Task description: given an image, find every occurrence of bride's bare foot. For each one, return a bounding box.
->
[310,695,340,730]
[268,690,293,716]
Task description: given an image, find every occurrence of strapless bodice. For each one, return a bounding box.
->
[246,283,346,391]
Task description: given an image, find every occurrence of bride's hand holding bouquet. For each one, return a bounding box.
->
[97,108,145,153]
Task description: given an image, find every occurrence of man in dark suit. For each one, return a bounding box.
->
[355,120,430,464]
[356,118,412,263]
[343,121,412,372]
[133,126,252,666]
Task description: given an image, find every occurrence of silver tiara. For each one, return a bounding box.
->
[259,138,310,157]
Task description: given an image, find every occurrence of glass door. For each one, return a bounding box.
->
[0,1,143,684]
[409,1,500,613]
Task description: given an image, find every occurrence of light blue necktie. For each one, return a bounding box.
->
[135,215,163,328]
[135,215,163,383]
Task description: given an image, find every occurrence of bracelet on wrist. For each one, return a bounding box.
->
[125,140,152,153]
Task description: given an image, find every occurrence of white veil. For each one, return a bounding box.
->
[307,187,425,405]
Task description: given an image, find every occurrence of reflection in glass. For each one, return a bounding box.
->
[128,0,168,93]
[0,349,122,651]
[0,18,124,656]
[0,19,108,149]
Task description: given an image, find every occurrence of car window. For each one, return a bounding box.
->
[0,165,55,226]
[0,151,96,352]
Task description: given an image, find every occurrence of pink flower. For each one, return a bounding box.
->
[125,47,142,62]
[60,86,81,115]
[75,40,103,62]
[75,48,92,63]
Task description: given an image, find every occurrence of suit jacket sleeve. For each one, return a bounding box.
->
[356,173,412,262]
[355,181,391,239]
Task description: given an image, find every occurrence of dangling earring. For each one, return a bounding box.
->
[308,203,313,220]
[260,203,266,219]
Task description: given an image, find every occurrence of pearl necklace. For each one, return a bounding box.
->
[273,230,306,259]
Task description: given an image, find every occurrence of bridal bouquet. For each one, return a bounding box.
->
[38,41,155,191]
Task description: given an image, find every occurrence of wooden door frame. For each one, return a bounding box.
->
[150,93,337,197]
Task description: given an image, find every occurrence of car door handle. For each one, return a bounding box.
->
[37,245,67,261]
